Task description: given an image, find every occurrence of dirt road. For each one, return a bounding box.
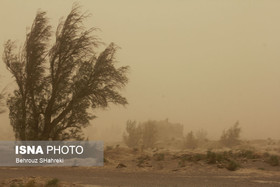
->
[1,167,280,186]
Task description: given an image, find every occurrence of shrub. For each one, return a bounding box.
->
[267,155,279,166]
[206,151,216,164]
[226,160,239,171]
[220,121,241,147]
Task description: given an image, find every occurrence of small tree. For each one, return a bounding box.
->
[220,121,241,147]
[3,4,129,140]
[184,131,198,149]
[123,120,142,148]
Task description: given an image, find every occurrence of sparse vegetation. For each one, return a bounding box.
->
[205,150,242,171]
[121,122,279,172]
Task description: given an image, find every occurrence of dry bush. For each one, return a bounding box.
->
[267,155,279,166]
[226,160,239,171]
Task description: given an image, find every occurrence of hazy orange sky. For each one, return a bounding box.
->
[1,0,280,140]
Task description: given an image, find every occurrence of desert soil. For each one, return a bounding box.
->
[1,166,280,186]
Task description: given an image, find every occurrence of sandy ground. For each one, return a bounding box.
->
[1,167,280,187]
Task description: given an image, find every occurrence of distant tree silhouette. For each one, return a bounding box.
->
[220,121,241,147]
[184,131,198,149]
[141,121,158,149]
[123,120,160,149]
[2,4,129,140]
[123,120,142,149]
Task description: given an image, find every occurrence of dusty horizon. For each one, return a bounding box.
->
[1,0,280,141]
